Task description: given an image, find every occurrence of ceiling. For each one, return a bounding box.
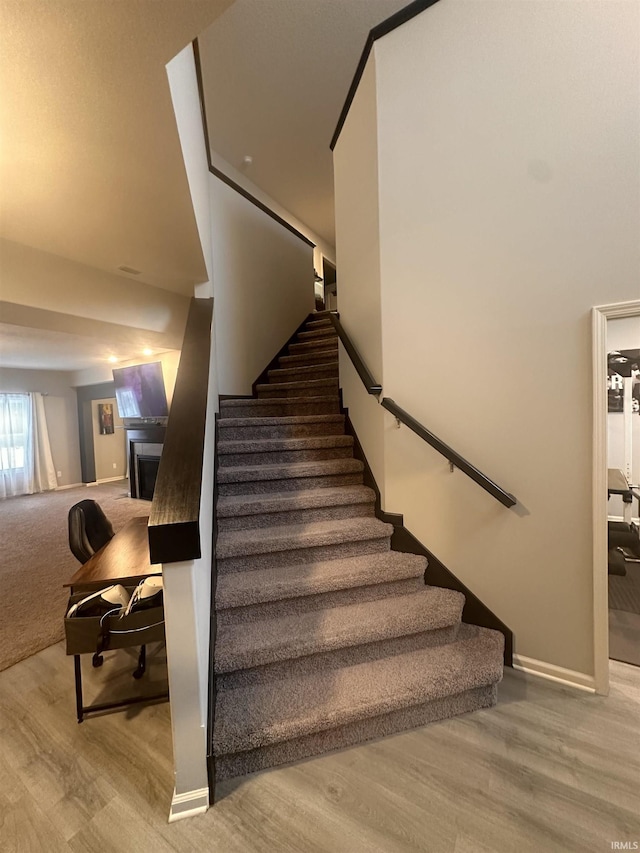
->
[197,0,408,247]
[0,0,408,372]
[0,322,174,372]
[0,303,184,372]
[0,0,234,296]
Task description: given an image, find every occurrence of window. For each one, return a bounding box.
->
[0,393,29,472]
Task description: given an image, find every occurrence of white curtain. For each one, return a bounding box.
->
[0,392,58,498]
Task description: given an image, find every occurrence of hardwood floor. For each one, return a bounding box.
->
[0,643,638,852]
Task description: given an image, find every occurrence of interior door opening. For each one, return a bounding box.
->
[606,317,640,667]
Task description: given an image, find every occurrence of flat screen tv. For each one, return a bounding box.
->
[112,362,169,419]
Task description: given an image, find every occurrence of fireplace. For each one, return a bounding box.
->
[137,455,161,501]
[124,425,166,499]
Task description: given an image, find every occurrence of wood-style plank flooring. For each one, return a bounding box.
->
[0,642,638,853]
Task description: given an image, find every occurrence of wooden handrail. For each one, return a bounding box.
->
[381,398,517,508]
[328,312,382,395]
[148,297,213,564]
[330,311,516,508]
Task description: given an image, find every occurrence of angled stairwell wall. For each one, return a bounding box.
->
[333,0,640,688]
[210,176,315,397]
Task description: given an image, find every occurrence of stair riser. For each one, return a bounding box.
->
[278,351,338,367]
[218,446,353,467]
[219,401,340,417]
[216,576,427,626]
[217,472,363,496]
[217,537,390,573]
[288,342,338,356]
[214,683,497,781]
[268,365,338,382]
[219,422,345,440]
[217,500,375,532]
[257,385,338,399]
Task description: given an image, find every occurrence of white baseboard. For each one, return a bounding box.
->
[168,787,209,823]
[512,655,596,693]
[55,482,85,491]
[89,476,127,485]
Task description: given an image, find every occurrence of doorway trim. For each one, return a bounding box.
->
[592,298,640,694]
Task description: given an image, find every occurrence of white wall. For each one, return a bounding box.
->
[91,397,126,481]
[166,45,213,294]
[607,315,640,517]
[211,174,315,395]
[0,367,82,487]
[334,0,640,681]
[210,150,335,276]
[333,57,386,496]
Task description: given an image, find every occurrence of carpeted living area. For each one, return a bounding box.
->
[0,480,144,671]
[212,312,505,780]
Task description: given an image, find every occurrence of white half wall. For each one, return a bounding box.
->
[210,174,315,395]
[166,44,213,293]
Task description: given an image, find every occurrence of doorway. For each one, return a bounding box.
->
[605,317,640,667]
[593,300,640,691]
[323,258,337,311]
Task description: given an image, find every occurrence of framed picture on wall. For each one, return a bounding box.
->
[98,403,115,435]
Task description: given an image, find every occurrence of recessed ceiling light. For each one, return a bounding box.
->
[118,265,141,275]
[108,355,118,363]
[143,348,153,356]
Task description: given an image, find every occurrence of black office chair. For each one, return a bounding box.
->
[68,499,115,564]
[67,499,147,677]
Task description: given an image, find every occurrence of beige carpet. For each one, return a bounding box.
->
[0,481,145,672]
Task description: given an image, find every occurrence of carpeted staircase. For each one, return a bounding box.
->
[212,312,504,781]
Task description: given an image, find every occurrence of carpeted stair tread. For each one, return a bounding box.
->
[214,587,465,673]
[213,623,504,754]
[219,397,340,417]
[288,338,338,354]
[218,435,353,458]
[214,684,497,781]
[267,363,339,382]
[256,378,338,394]
[216,516,393,559]
[278,350,339,366]
[216,550,426,610]
[220,396,339,410]
[219,414,344,429]
[297,328,338,340]
[217,485,375,519]
[305,318,332,329]
[217,457,363,485]
[218,415,345,440]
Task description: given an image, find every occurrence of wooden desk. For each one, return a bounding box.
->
[64,514,167,722]
[66,515,161,590]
